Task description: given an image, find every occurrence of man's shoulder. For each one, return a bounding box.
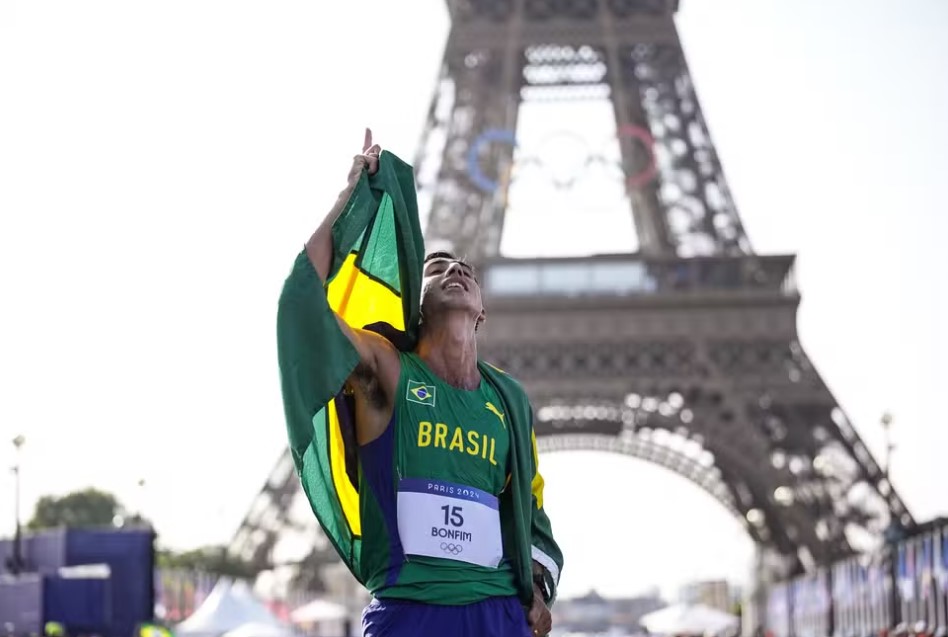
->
[479,359,514,378]
[479,360,529,396]
[481,359,510,376]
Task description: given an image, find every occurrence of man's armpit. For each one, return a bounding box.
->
[350,361,387,410]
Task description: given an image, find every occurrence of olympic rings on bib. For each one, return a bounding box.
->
[440,542,463,556]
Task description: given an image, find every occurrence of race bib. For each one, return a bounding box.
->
[396,478,503,568]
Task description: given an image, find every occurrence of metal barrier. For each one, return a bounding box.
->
[767,520,948,637]
[793,569,832,637]
[830,556,892,637]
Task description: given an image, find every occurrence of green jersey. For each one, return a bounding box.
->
[358,352,518,604]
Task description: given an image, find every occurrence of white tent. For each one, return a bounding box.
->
[175,578,288,637]
[221,623,296,637]
[640,603,739,636]
[290,599,347,624]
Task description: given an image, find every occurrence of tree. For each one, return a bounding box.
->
[28,488,123,530]
[156,545,259,580]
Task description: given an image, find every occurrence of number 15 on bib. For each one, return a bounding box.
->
[396,478,504,568]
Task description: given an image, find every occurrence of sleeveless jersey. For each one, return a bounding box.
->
[357,352,518,604]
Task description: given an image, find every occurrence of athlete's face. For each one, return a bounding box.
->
[420,256,485,327]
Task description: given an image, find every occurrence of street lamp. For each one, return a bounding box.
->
[11,435,26,575]
[880,412,895,479]
[137,478,146,520]
[879,411,906,545]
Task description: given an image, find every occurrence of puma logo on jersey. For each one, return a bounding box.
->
[485,402,506,429]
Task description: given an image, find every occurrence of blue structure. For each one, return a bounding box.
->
[0,527,155,637]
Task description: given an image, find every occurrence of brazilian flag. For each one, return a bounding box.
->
[277,150,424,583]
[406,379,436,406]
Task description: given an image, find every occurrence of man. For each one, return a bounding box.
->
[277,130,562,636]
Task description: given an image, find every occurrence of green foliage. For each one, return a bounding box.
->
[156,545,259,580]
[28,488,125,530]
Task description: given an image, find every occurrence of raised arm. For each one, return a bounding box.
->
[305,128,380,281]
[278,129,400,446]
[305,132,395,366]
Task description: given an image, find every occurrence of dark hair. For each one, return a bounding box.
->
[424,251,478,282]
[424,250,471,267]
[424,250,457,263]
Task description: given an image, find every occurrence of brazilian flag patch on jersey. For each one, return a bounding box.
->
[406,380,436,406]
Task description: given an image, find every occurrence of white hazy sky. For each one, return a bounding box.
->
[2,0,947,601]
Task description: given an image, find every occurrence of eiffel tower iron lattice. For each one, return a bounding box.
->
[231,0,913,586]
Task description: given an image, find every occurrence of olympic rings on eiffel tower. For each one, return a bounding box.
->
[465,124,658,194]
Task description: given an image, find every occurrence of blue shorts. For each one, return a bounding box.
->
[361,595,533,637]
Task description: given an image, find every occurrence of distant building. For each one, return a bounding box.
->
[679,579,734,613]
[553,590,667,634]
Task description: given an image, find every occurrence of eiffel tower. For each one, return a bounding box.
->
[231,0,913,597]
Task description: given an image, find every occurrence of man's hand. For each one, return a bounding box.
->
[346,127,381,186]
[527,582,552,636]
[306,127,383,281]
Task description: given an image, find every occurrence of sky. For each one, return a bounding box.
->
[1,0,947,601]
